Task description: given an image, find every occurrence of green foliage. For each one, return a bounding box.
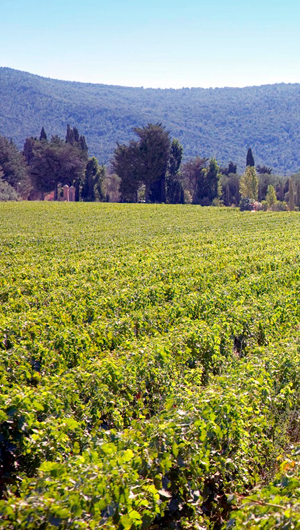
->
[2,68,300,174]
[136,123,171,203]
[246,147,255,167]
[166,139,184,204]
[181,156,208,203]
[0,176,19,200]
[257,164,272,175]
[193,158,221,205]
[232,447,300,528]
[289,178,295,211]
[81,157,105,201]
[1,204,300,528]
[29,133,86,198]
[113,123,174,203]
[113,141,141,202]
[240,166,258,200]
[221,172,241,206]
[239,197,255,211]
[266,184,277,207]
[0,135,30,197]
[39,127,47,141]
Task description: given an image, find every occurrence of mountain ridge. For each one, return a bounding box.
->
[1,67,300,173]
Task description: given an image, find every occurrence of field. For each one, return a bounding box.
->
[1,203,300,529]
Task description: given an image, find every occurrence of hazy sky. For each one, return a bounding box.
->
[1,0,300,88]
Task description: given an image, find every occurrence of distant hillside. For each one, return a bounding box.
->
[0,67,300,174]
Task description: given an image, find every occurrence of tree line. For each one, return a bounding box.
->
[0,122,299,210]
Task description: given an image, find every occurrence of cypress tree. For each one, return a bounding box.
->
[246,148,255,167]
[39,127,47,141]
[66,124,74,145]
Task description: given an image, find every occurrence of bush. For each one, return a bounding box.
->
[271,201,288,211]
[239,197,255,211]
[0,178,19,201]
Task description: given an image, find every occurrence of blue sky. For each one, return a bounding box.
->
[1,0,300,88]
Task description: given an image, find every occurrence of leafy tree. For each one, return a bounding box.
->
[166,139,184,204]
[228,161,237,174]
[257,172,276,201]
[240,166,258,200]
[220,161,237,176]
[30,136,86,200]
[104,173,121,202]
[81,157,105,201]
[221,173,241,206]
[257,164,272,174]
[0,175,19,200]
[276,176,289,202]
[0,135,30,197]
[135,123,171,203]
[246,148,255,167]
[193,158,221,205]
[66,125,88,161]
[112,141,141,202]
[168,138,183,177]
[23,137,37,166]
[266,184,277,207]
[294,176,300,208]
[113,123,171,203]
[289,178,295,211]
[181,156,208,203]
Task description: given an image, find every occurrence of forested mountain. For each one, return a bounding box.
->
[1,67,300,173]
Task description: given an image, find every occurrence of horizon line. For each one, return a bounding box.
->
[1,65,299,92]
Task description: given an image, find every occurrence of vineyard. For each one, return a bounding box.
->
[1,203,300,529]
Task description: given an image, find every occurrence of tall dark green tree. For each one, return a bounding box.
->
[81,157,105,201]
[40,127,47,141]
[181,156,208,203]
[193,158,221,205]
[246,148,255,167]
[23,137,37,166]
[66,125,88,161]
[112,123,171,203]
[112,141,141,202]
[135,123,171,203]
[166,139,184,204]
